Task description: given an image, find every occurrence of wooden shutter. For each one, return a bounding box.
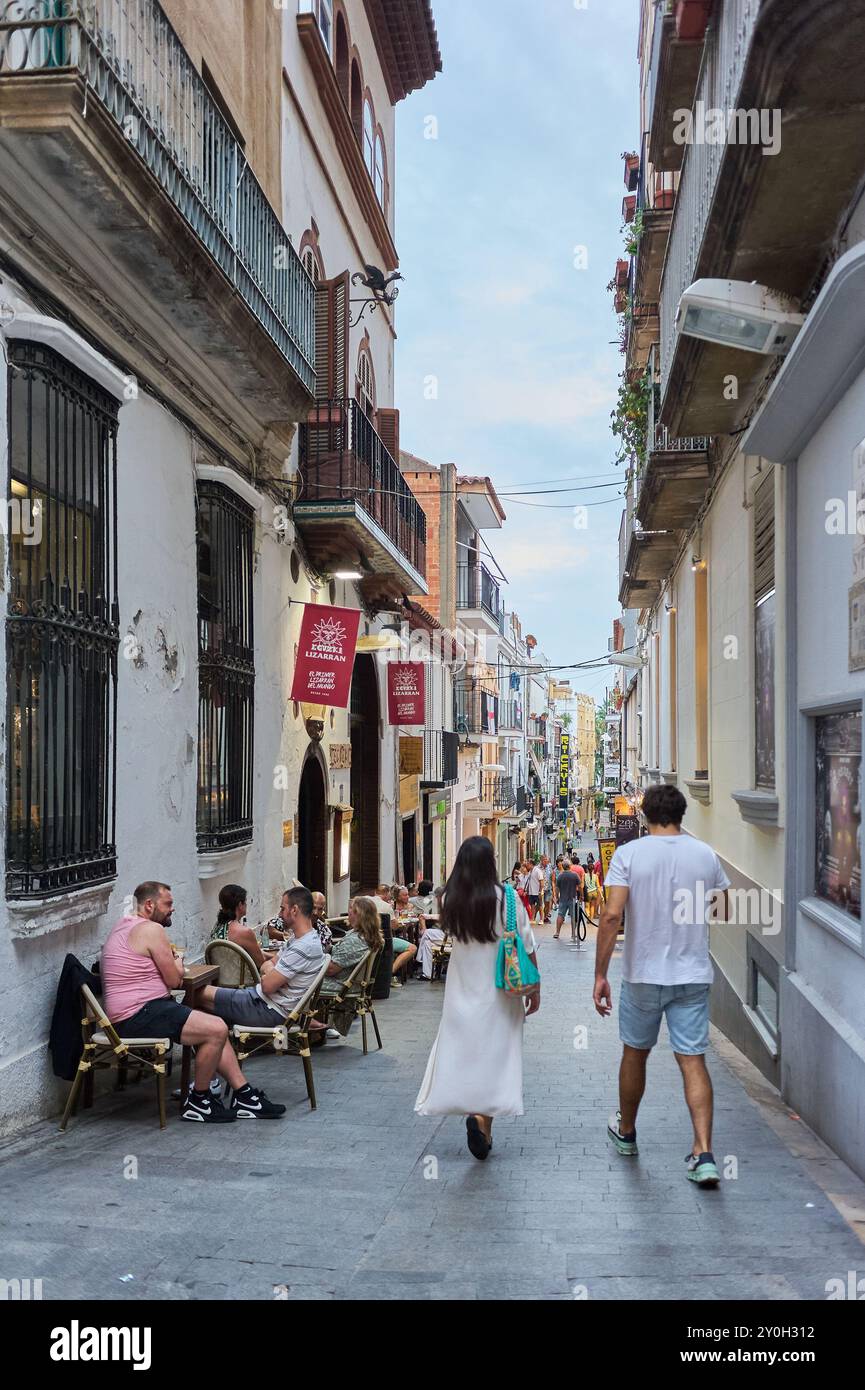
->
[753,470,775,603]
[377,407,400,462]
[313,272,350,400]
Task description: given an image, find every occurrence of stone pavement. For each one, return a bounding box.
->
[1,921,864,1302]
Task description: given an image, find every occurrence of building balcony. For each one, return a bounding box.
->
[467,771,515,817]
[636,348,712,531]
[498,699,523,732]
[627,144,676,375]
[456,561,502,635]
[421,729,459,788]
[0,0,316,452]
[647,0,710,173]
[658,0,865,437]
[619,481,680,611]
[454,686,498,739]
[295,399,427,600]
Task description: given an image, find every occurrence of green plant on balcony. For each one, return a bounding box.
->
[610,369,650,468]
[623,208,644,257]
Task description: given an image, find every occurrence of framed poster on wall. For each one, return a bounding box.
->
[815,709,862,919]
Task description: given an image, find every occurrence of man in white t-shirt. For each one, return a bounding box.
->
[526,860,545,922]
[593,785,729,1188]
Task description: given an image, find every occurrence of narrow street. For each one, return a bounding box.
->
[2,918,863,1303]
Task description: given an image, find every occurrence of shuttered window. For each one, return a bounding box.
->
[753,470,775,603]
[313,272,349,400]
[753,469,776,790]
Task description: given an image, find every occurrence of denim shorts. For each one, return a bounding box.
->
[619,981,710,1055]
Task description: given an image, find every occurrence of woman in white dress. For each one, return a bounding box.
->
[415,836,541,1159]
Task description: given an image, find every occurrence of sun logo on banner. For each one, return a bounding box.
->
[312,616,347,646]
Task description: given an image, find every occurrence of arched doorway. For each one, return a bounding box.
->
[297,749,327,894]
[350,654,380,891]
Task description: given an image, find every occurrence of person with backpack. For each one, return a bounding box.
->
[415,836,540,1160]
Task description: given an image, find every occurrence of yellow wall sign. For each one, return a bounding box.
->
[558,732,570,807]
[399,736,423,776]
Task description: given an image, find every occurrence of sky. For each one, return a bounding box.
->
[395,0,638,705]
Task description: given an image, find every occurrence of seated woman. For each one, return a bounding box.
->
[318,896,383,995]
[409,879,436,915]
[209,885,276,971]
[359,886,416,987]
[415,897,446,981]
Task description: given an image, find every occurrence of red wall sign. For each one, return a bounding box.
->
[290,604,361,709]
[387,661,425,725]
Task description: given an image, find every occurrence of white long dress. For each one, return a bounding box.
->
[414,887,537,1118]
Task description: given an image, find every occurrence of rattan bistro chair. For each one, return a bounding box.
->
[59,984,172,1131]
[430,932,453,981]
[204,937,261,987]
[317,947,384,1054]
[227,959,330,1110]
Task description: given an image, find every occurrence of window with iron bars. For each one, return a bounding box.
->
[196,481,255,850]
[5,341,119,897]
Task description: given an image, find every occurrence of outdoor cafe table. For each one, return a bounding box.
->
[178,962,220,1100]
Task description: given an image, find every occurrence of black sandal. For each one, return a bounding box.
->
[466,1115,491,1161]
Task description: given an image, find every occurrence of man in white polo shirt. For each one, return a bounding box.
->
[593,784,729,1188]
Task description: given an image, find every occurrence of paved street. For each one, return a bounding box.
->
[1,920,864,1303]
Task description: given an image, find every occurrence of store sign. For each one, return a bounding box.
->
[425,789,452,824]
[615,813,640,846]
[399,736,423,776]
[328,743,352,770]
[290,604,361,709]
[387,661,425,725]
[559,733,570,809]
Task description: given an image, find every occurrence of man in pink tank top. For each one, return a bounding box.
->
[102,881,286,1122]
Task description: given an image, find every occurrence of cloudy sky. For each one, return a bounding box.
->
[395,0,638,702]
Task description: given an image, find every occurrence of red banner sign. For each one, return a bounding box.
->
[387,661,425,725]
[290,604,361,709]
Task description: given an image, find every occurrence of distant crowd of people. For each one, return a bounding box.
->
[510,852,602,929]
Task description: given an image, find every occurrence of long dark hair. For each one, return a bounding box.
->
[441,836,500,944]
[217,884,246,927]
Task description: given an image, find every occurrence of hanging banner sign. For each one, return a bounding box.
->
[387,662,425,725]
[290,604,361,709]
[559,732,570,809]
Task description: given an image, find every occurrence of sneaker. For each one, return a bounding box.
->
[391,976,404,988]
[685,1151,720,1187]
[181,1089,236,1123]
[231,1086,286,1120]
[325,1028,341,1040]
[607,1111,638,1156]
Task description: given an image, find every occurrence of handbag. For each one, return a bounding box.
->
[496,883,541,995]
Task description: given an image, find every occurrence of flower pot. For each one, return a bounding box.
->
[654,186,675,211]
[615,258,629,289]
[675,0,713,43]
[614,290,628,314]
[622,194,636,224]
[623,152,640,191]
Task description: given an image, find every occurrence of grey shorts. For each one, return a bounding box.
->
[211,986,286,1028]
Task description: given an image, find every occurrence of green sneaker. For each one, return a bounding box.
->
[686,1151,720,1187]
[607,1111,638,1156]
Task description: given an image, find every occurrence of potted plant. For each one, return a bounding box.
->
[610,369,650,468]
[622,150,640,191]
[621,193,637,224]
[624,209,644,257]
[615,258,629,289]
[675,0,713,42]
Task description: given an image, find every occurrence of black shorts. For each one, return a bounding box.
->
[114,997,191,1043]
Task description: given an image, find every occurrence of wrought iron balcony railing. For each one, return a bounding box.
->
[0,0,316,394]
[456,561,501,625]
[421,729,458,787]
[298,399,427,577]
[477,771,514,812]
[498,699,523,731]
[454,686,498,737]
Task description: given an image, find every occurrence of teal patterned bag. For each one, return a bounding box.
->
[495,883,541,994]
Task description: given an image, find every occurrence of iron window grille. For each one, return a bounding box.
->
[196,481,255,851]
[5,340,119,898]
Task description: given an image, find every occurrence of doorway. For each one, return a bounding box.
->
[298,751,327,893]
[350,654,380,891]
[402,815,417,886]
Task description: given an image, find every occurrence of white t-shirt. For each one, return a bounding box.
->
[256,930,324,1018]
[605,832,730,984]
[527,864,544,895]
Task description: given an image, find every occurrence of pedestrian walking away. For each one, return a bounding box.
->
[415,836,541,1159]
[553,858,581,941]
[592,785,730,1187]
